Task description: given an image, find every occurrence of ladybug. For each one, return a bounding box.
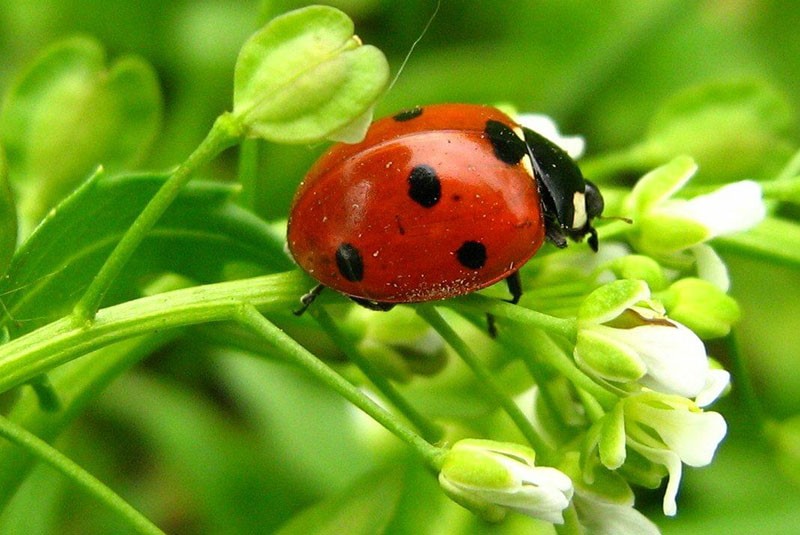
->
[287,103,603,313]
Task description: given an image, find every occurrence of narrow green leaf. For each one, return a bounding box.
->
[233,5,389,143]
[716,216,800,269]
[0,149,17,276]
[277,465,405,535]
[0,171,291,337]
[0,36,162,231]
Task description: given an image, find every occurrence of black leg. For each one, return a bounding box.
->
[294,284,325,316]
[486,313,498,338]
[587,226,599,252]
[486,270,523,337]
[504,270,523,304]
[350,297,395,311]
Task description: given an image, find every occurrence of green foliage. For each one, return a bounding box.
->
[0,37,162,233]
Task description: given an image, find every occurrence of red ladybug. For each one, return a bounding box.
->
[287,104,603,312]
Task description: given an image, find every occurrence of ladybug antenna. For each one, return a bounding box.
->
[387,0,442,93]
[597,214,633,224]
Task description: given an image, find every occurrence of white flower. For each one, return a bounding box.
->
[625,156,766,261]
[575,280,717,400]
[438,439,574,524]
[573,491,661,535]
[623,393,727,516]
[516,113,586,159]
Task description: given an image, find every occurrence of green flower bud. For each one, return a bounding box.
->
[658,278,741,339]
[604,255,668,291]
[439,439,574,524]
[232,6,389,144]
[625,157,766,260]
[575,280,714,399]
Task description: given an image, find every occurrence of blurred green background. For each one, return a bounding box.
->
[1,0,800,533]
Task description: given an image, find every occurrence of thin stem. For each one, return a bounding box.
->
[0,271,305,394]
[237,138,260,211]
[775,147,800,182]
[556,503,582,535]
[528,330,619,410]
[448,294,577,341]
[417,305,554,460]
[72,113,244,325]
[725,330,766,433]
[235,305,445,470]
[0,415,164,535]
[312,307,444,443]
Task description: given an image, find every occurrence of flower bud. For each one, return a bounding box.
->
[625,157,766,260]
[575,280,711,398]
[658,278,741,339]
[439,439,574,524]
[232,6,389,144]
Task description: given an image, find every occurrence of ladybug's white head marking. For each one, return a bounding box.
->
[571,191,588,229]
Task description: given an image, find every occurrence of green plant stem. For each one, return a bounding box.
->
[725,330,766,433]
[528,330,618,410]
[235,305,445,470]
[72,112,244,325]
[237,138,260,211]
[0,271,305,394]
[448,294,577,341]
[417,305,554,460]
[556,503,582,535]
[0,415,164,535]
[312,307,444,443]
[775,147,800,182]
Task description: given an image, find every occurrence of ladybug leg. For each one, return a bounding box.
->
[545,223,568,249]
[486,314,498,338]
[486,271,523,338]
[349,297,396,312]
[504,270,523,305]
[294,284,326,316]
[587,225,599,252]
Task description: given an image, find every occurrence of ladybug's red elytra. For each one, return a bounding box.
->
[287,104,603,313]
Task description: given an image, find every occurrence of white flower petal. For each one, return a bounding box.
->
[573,492,661,535]
[692,244,730,291]
[607,317,709,397]
[631,441,683,516]
[695,369,731,407]
[516,113,586,158]
[635,404,727,467]
[677,180,766,238]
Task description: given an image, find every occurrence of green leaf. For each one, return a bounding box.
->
[277,465,404,535]
[233,5,389,144]
[717,216,800,269]
[0,149,17,276]
[0,171,290,338]
[625,155,697,215]
[642,80,795,183]
[578,279,650,324]
[0,36,162,232]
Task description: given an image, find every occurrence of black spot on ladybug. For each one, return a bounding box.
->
[393,106,423,122]
[456,240,487,270]
[484,120,527,165]
[408,165,441,208]
[335,243,364,282]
